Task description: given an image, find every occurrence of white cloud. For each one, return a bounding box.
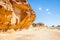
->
[39,8,42,11]
[47,12,51,14]
[46,8,51,14]
[46,9,49,11]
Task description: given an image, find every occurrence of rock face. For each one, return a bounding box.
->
[0,0,36,31]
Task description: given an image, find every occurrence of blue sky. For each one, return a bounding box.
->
[27,0,60,26]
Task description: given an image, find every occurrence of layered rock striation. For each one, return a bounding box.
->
[0,0,36,31]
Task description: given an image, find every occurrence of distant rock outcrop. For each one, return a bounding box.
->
[57,25,60,27]
[0,0,36,31]
[32,23,44,28]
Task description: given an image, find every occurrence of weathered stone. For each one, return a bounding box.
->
[0,0,36,31]
[32,23,44,28]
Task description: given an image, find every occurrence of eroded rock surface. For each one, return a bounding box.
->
[0,0,36,31]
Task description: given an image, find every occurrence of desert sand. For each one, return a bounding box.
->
[0,27,60,40]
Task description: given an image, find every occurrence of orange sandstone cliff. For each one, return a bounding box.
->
[0,0,36,31]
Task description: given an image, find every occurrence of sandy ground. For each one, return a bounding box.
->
[0,28,60,40]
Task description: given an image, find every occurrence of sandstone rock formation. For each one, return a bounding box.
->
[0,0,36,31]
[32,23,44,28]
